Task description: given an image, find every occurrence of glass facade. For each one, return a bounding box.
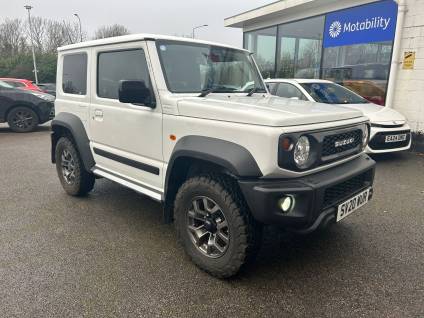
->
[244,27,276,78]
[244,7,394,105]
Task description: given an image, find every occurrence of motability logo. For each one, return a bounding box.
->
[328,17,392,38]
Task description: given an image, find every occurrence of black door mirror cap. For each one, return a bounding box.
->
[118,80,155,108]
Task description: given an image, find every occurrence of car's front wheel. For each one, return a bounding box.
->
[55,136,95,196]
[7,106,39,132]
[174,174,262,278]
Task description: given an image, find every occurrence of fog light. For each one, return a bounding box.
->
[278,196,295,213]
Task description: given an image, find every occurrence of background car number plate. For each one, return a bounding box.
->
[337,188,371,222]
[385,134,407,143]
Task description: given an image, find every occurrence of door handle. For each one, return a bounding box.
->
[94,109,103,117]
[93,109,104,121]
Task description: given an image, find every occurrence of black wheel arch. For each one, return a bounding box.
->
[163,135,262,223]
[51,112,95,172]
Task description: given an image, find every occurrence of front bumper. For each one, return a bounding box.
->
[238,154,375,233]
[366,125,411,153]
[37,101,55,123]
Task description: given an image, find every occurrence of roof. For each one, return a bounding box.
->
[0,78,32,82]
[264,78,333,84]
[225,0,374,29]
[58,33,248,52]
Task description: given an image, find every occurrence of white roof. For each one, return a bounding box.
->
[58,33,248,52]
[264,78,333,84]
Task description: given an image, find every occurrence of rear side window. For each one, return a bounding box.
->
[62,53,87,95]
[97,49,152,100]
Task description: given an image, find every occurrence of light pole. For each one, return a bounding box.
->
[192,24,208,39]
[73,13,82,42]
[24,5,38,84]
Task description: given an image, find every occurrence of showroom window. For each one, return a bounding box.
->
[322,41,393,105]
[276,16,324,79]
[244,27,276,78]
[243,1,396,106]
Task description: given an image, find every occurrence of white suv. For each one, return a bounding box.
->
[51,34,375,278]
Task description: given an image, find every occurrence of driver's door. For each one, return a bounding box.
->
[89,42,163,194]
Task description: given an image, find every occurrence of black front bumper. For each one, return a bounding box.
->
[37,101,55,123]
[238,154,375,233]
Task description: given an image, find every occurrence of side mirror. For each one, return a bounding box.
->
[118,80,155,107]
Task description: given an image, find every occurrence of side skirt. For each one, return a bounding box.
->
[92,166,163,202]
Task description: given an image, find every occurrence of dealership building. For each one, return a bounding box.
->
[225,0,424,136]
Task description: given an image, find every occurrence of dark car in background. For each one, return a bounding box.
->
[0,80,55,132]
[37,83,56,97]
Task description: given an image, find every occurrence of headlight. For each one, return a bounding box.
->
[32,92,55,101]
[362,125,369,149]
[294,136,310,167]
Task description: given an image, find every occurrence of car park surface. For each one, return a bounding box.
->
[0,125,422,317]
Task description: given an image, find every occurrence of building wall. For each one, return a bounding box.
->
[394,0,424,132]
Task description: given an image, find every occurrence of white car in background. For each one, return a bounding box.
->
[265,79,411,154]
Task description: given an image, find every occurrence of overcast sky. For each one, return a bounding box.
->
[3,0,272,47]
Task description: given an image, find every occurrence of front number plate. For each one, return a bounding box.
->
[385,134,407,143]
[337,188,371,222]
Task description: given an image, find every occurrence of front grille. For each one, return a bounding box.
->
[323,171,371,208]
[368,130,410,150]
[322,129,362,157]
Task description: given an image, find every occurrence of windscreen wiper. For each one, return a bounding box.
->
[246,87,266,96]
[198,86,237,97]
[246,87,258,96]
[198,88,216,97]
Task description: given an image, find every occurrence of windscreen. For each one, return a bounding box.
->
[301,82,369,104]
[156,40,266,94]
[0,80,14,88]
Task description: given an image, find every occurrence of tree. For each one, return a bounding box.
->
[0,18,28,56]
[94,24,130,39]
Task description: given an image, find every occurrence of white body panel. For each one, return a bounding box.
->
[56,35,370,202]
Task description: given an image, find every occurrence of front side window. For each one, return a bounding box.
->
[275,83,307,100]
[97,49,152,100]
[62,53,87,95]
[301,82,369,104]
[156,40,266,94]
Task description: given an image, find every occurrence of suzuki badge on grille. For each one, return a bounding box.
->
[335,137,355,148]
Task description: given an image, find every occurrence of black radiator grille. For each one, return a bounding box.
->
[322,129,362,157]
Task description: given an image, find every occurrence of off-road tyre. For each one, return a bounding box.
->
[174,174,262,278]
[55,136,95,196]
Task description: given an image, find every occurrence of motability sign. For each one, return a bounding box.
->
[323,0,398,48]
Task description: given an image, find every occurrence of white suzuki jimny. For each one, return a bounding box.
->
[52,34,375,278]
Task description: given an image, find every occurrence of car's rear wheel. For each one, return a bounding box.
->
[55,136,95,196]
[174,174,262,278]
[7,106,39,133]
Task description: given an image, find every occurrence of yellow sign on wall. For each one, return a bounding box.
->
[403,51,415,70]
